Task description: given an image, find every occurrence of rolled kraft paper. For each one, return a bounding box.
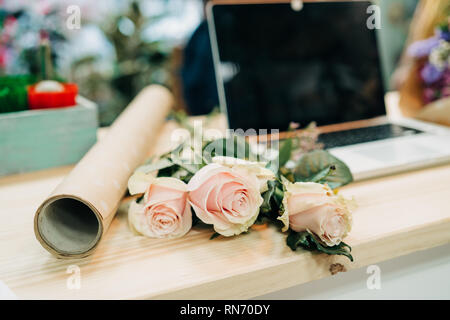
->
[34,85,173,258]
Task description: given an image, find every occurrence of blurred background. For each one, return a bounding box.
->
[0,0,207,125]
[0,0,422,126]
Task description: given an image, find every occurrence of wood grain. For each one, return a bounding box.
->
[1,114,450,298]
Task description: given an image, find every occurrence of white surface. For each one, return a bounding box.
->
[329,116,450,181]
[0,280,17,300]
[256,243,450,299]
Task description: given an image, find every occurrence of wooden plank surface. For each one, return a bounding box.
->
[1,116,450,299]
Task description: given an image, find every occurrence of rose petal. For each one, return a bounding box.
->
[128,171,155,195]
[187,163,227,191]
[188,163,263,236]
[128,177,192,239]
[146,184,186,209]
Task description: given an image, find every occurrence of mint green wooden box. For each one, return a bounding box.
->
[0,96,98,176]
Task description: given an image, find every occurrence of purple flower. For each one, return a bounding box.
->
[408,36,440,58]
[437,24,450,41]
[438,30,450,41]
[421,63,444,84]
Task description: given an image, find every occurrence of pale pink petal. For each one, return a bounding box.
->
[287,194,331,215]
[189,200,230,230]
[146,184,185,206]
[187,163,263,236]
[128,177,192,239]
[187,163,229,191]
[289,204,330,234]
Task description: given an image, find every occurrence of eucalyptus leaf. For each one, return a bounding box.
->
[159,142,184,160]
[293,150,353,189]
[136,158,173,174]
[172,168,192,181]
[170,156,199,174]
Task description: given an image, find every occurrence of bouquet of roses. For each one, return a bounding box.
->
[127,122,356,261]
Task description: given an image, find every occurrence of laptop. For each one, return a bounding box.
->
[207,0,450,180]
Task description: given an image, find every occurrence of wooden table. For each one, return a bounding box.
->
[1,112,450,300]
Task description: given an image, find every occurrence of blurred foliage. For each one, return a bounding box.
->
[1,0,178,126]
[71,1,173,125]
[0,5,68,78]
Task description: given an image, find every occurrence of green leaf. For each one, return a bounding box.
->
[136,194,144,203]
[191,208,200,226]
[157,164,180,178]
[203,135,255,161]
[260,180,284,213]
[293,150,353,189]
[170,168,193,182]
[273,185,284,208]
[308,233,353,262]
[265,139,294,176]
[258,180,286,228]
[261,180,277,213]
[278,138,293,168]
[279,167,295,183]
[156,164,195,184]
[286,231,311,250]
[286,231,353,262]
[209,232,220,240]
[306,165,336,183]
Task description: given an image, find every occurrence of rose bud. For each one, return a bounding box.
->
[128,177,192,239]
[280,182,353,246]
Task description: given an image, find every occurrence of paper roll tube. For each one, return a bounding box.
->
[34,85,173,258]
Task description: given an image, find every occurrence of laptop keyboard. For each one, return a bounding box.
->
[318,124,423,149]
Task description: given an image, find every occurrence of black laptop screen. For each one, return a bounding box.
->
[210,2,386,131]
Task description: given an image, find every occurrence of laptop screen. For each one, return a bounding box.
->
[209,1,386,131]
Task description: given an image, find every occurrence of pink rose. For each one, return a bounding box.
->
[187,163,263,236]
[279,182,353,246]
[128,177,192,239]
